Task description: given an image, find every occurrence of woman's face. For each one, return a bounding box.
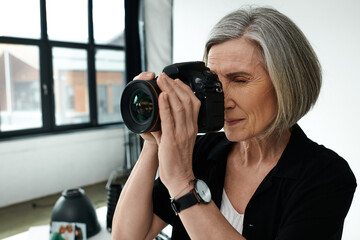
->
[208,38,277,142]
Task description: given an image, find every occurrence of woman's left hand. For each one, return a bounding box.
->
[153,73,201,197]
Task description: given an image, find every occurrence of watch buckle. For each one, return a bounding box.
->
[170,199,180,215]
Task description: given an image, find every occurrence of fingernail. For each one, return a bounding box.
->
[133,74,141,80]
[145,72,153,78]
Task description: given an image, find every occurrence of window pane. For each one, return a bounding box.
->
[0,0,41,39]
[52,47,89,125]
[95,49,125,124]
[0,44,42,131]
[46,0,88,42]
[93,0,125,46]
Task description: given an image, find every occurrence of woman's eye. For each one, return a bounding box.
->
[234,79,248,83]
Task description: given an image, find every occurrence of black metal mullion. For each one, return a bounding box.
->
[93,44,125,50]
[0,36,40,45]
[88,0,97,126]
[39,0,54,130]
[124,0,142,83]
[48,41,88,49]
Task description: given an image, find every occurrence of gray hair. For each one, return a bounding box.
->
[204,7,322,135]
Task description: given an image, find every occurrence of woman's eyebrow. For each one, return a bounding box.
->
[225,71,253,78]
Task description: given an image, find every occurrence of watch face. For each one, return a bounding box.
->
[196,179,211,203]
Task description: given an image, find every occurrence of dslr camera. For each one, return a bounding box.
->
[120,61,224,133]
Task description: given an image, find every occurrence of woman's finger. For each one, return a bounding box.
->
[133,72,156,81]
[173,79,201,127]
[157,73,188,133]
[158,92,175,138]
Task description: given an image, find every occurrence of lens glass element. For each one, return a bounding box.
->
[131,92,153,123]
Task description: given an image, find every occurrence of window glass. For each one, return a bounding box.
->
[93,0,125,45]
[0,0,41,39]
[52,47,90,125]
[46,0,88,42]
[0,44,42,131]
[95,49,125,124]
[0,0,128,137]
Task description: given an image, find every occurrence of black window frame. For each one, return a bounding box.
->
[0,0,142,139]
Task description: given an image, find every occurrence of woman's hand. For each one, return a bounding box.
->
[132,72,201,196]
[154,73,201,197]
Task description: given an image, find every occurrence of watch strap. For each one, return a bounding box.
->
[171,189,199,215]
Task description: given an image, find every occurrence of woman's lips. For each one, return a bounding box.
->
[224,118,245,126]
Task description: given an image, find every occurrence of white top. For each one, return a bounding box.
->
[220,189,244,234]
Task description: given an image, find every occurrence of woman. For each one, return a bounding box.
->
[112,7,356,239]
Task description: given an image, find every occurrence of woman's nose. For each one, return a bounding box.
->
[221,80,235,109]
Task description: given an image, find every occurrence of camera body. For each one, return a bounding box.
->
[120,61,224,133]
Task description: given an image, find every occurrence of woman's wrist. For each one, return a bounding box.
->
[167,175,196,199]
[170,179,196,200]
[142,139,158,150]
[138,140,159,167]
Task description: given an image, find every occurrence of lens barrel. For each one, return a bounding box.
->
[120,79,161,133]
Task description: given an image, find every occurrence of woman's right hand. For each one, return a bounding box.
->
[133,72,162,146]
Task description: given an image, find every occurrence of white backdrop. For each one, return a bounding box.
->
[173,0,360,239]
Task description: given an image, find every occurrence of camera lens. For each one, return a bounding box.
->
[131,92,153,123]
[121,79,161,133]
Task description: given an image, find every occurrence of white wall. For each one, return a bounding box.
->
[173,0,360,239]
[0,126,126,207]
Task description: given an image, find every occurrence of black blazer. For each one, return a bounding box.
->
[152,124,357,240]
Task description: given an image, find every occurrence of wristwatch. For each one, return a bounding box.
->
[170,179,211,215]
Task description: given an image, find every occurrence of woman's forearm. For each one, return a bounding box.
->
[179,201,246,240]
[111,142,159,240]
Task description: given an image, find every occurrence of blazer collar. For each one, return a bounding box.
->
[271,124,312,180]
[208,124,311,180]
[206,124,312,207]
